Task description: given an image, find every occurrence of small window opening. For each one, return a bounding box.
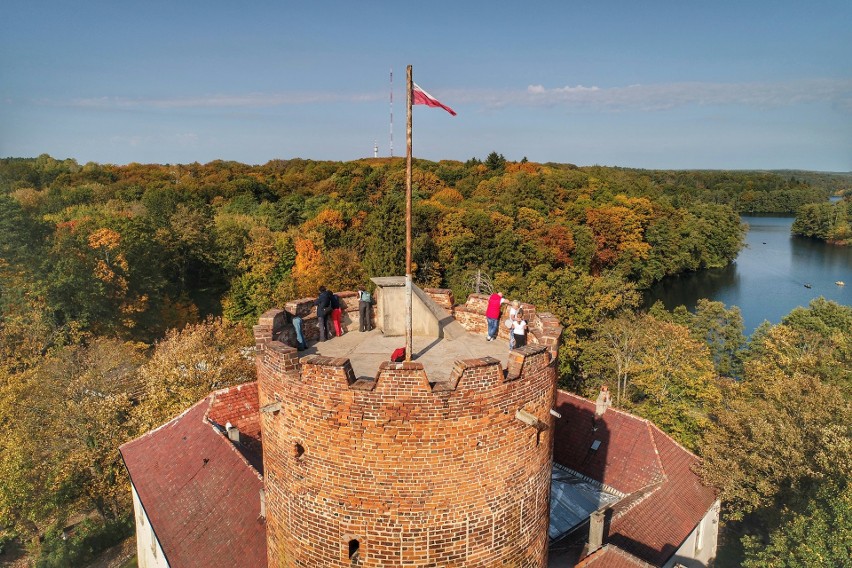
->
[348,539,360,559]
[590,439,602,451]
[294,443,305,459]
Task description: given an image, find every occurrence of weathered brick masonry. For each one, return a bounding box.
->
[452,294,562,359]
[255,302,559,567]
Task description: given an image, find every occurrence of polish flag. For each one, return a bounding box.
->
[412,82,457,116]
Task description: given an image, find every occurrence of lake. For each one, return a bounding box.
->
[645,215,852,335]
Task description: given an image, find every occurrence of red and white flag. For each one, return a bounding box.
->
[412,82,457,116]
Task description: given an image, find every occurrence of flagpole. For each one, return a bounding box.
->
[405,65,413,362]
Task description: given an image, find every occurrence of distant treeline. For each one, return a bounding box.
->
[792,200,852,245]
[583,167,839,213]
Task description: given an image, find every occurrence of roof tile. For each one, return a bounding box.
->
[553,391,718,567]
[120,388,266,568]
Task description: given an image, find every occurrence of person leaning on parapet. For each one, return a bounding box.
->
[314,286,333,342]
[330,291,344,337]
[358,286,373,332]
[485,291,508,341]
[291,315,307,351]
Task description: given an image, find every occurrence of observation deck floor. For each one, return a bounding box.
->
[306,328,512,383]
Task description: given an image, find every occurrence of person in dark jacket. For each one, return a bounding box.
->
[358,288,372,332]
[314,286,333,341]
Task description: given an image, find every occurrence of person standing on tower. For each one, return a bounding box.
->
[291,315,307,351]
[330,291,343,337]
[358,286,373,332]
[485,291,507,341]
[507,299,521,350]
[314,286,333,342]
[511,308,528,348]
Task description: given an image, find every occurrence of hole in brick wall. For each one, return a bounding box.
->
[294,442,305,459]
[348,539,360,559]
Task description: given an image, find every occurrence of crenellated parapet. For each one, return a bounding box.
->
[257,346,554,414]
[422,287,454,310]
[255,300,559,567]
[253,291,365,347]
[453,293,562,358]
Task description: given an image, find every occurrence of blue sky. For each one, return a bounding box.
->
[2,0,850,170]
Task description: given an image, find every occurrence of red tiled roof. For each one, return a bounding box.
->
[575,545,655,568]
[553,392,664,495]
[120,389,266,568]
[553,391,718,567]
[208,383,261,441]
[207,383,263,472]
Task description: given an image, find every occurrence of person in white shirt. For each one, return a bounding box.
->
[511,308,527,349]
[506,300,520,349]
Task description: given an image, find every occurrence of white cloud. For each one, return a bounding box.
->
[527,84,600,95]
[109,132,200,148]
[502,78,852,111]
[44,78,852,114]
[67,92,384,110]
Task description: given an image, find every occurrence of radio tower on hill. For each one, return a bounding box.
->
[389,68,394,157]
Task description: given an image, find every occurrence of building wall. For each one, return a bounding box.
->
[664,500,721,568]
[131,485,169,568]
[255,313,558,567]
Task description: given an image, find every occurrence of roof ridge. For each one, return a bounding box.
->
[644,420,667,482]
[204,391,263,481]
[608,479,665,522]
[576,544,656,568]
[557,389,652,423]
[608,546,657,567]
[558,388,703,462]
[209,381,256,398]
[648,420,703,461]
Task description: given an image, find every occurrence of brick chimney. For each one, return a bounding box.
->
[586,509,605,555]
[225,422,240,444]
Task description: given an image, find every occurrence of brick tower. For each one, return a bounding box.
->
[254,298,559,567]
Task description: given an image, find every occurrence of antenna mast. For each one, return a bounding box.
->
[390,68,394,157]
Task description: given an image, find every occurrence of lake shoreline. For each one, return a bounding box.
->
[645,214,852,335]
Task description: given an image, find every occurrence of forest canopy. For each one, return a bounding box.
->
[4,154,826,340]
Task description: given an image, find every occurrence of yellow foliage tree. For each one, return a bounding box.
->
[0,339,145,540]
[301,208,345,234]
[291,237,325,296]
[87,227,149,329]
[586,205,651,272]
[430,187,464,207]
[137,317,254,429]
[580,314,720,450]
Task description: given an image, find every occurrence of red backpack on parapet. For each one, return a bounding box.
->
[390,347,406,362]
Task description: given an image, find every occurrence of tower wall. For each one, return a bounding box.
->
[256,310,557,567]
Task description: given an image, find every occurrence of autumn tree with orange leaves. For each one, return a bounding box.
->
[585,200,652,274]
